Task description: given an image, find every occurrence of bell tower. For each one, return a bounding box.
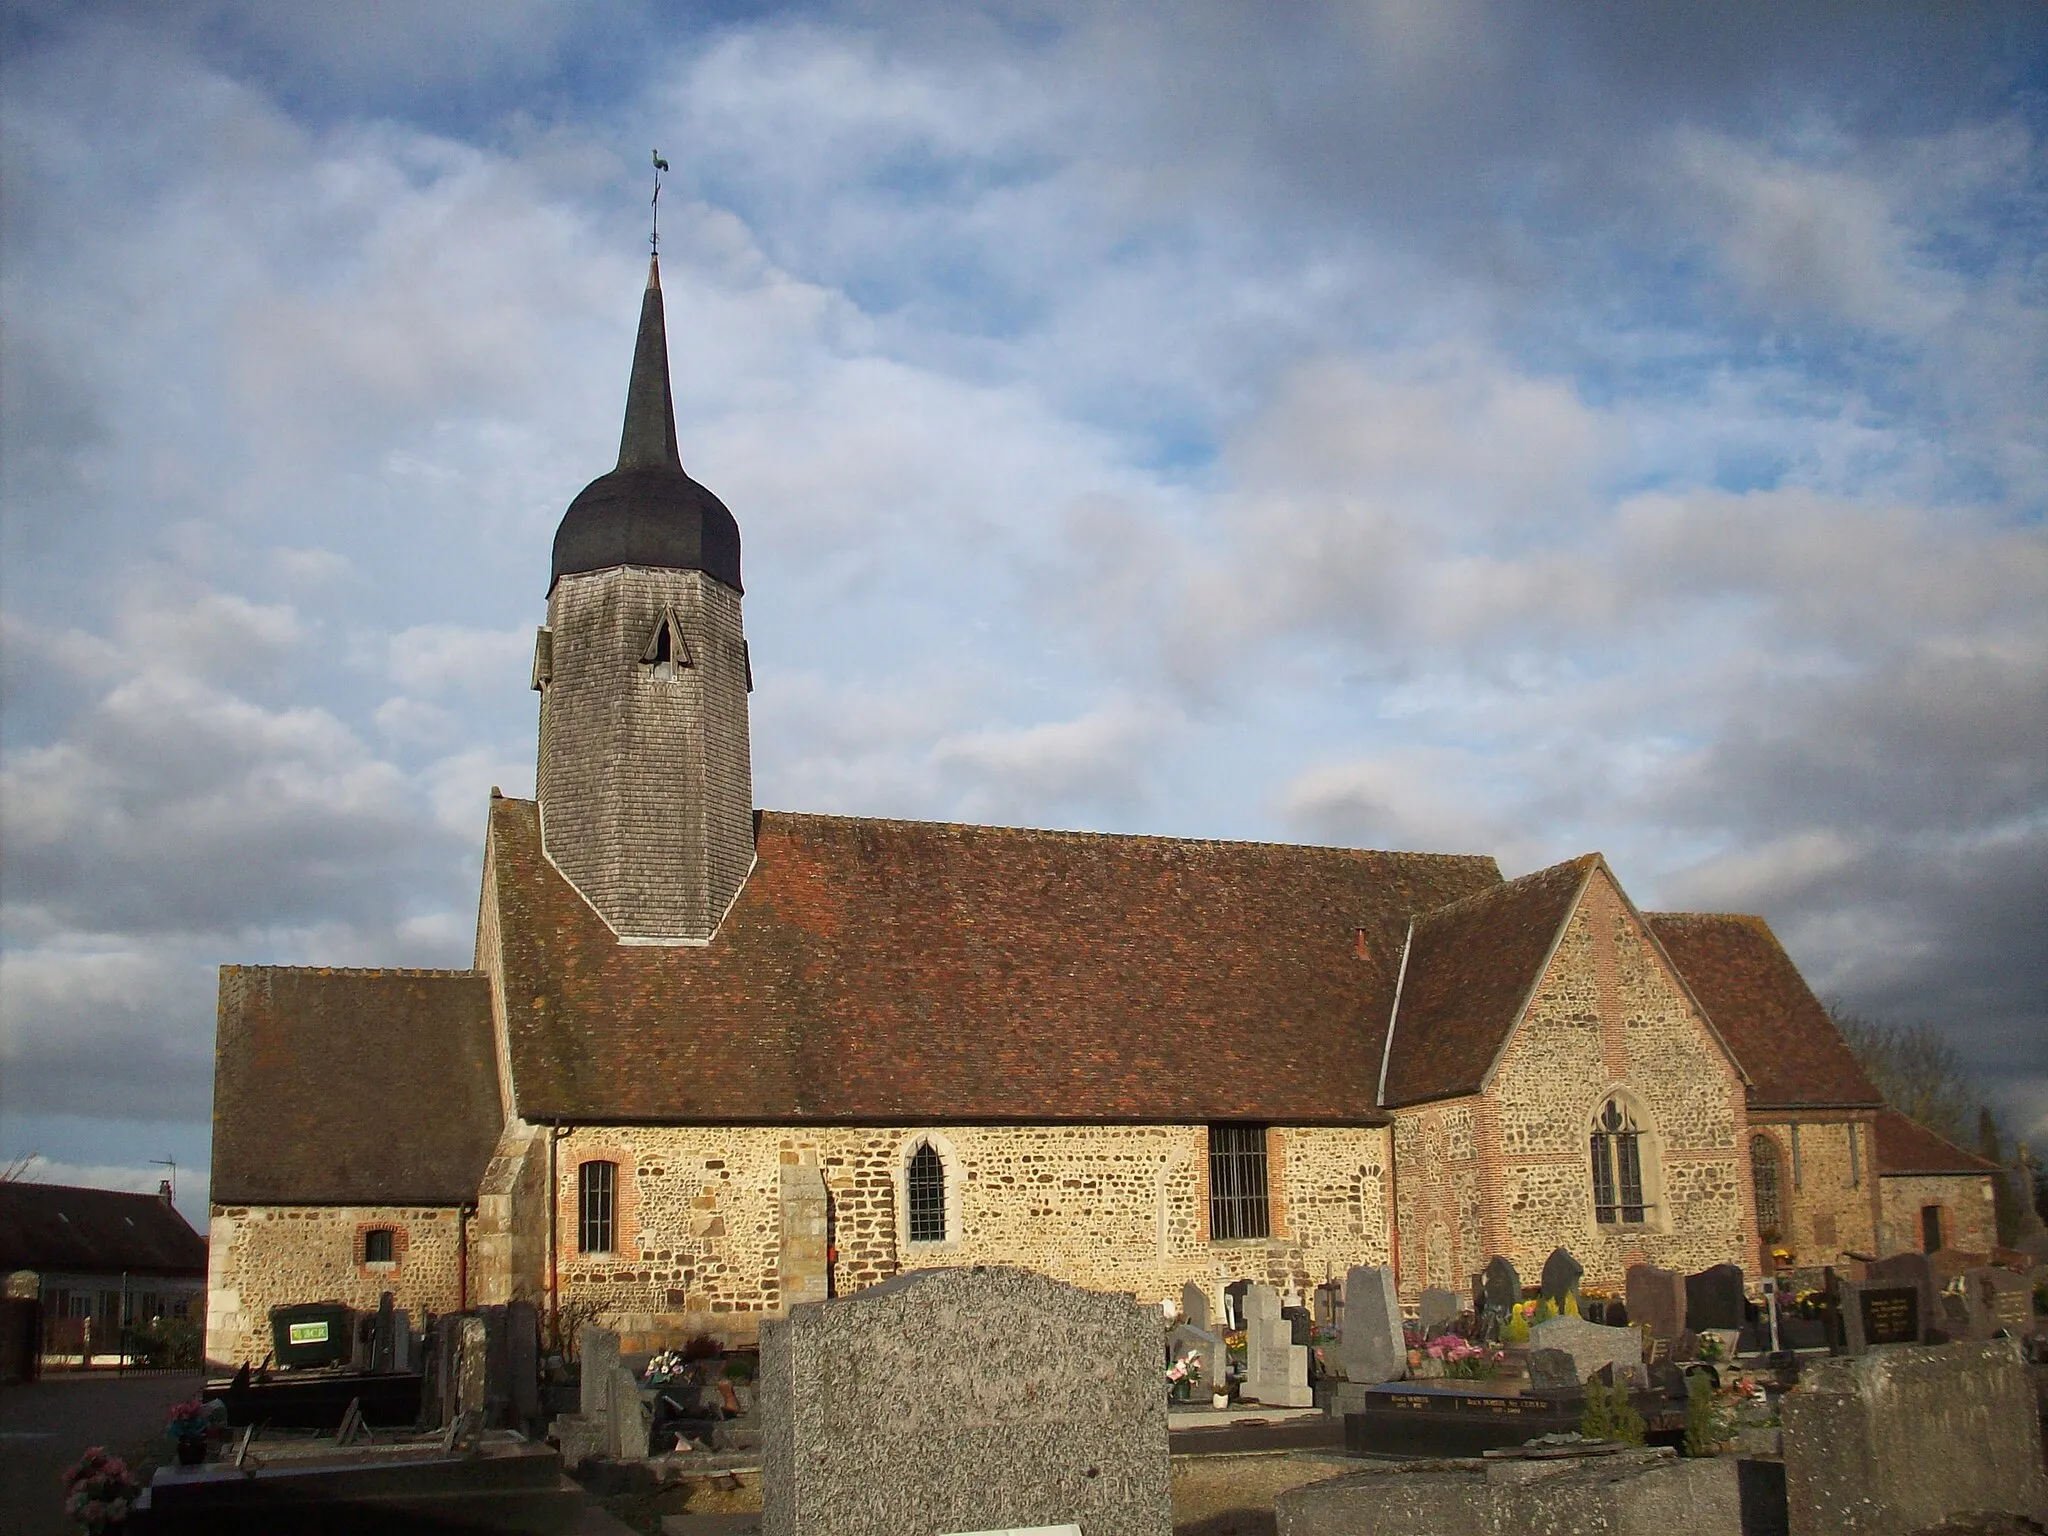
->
[531,255,754,942]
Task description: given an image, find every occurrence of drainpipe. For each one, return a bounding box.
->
[547,1125,568,1350]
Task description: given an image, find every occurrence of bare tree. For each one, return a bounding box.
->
[0,1153,38,1183]
[1827,1005,1977,1146]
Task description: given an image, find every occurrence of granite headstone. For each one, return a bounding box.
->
[1180,1282,1211,1331]
[1862,1251,1939,1339]
[1685,1264,1746,1332]
[1337,1265,1406,1386]
[1528,1315,1646,1390]
[1961,1266,2036,1340]
[1418,1287,1461,1336]
[1482,1256,1521,1321]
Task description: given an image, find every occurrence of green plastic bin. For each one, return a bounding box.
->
[268,1303,352,1369]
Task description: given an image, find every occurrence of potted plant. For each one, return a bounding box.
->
[165,1397,222,1466]
[62,1447,139,1532]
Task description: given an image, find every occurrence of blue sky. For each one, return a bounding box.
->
[3,1,2044,1228]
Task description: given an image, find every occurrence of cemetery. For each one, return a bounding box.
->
[116,1240,2047,1535]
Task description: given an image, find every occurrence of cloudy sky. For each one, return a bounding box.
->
[3,1,2044,1227]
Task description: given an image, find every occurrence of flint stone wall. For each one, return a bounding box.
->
[760,1265,1170,1536]
[1780,1339,2048,1536]
[1273,1447,1738,1536]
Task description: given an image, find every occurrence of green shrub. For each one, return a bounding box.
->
[123,1316,202,1369]
[1682,1370,1728,1456]
[721,1352,757,1381]
[1579,1379,1646,1447]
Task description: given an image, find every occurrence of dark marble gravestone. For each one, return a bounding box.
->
[1539,1248,1583,1311]
[1843,1284,1922,1352]
[1282,1305,1314,1347]
[1482,1256,1521,1321]
[1626,1263,1687,1341]
[1862,1251,1941,1340]
[1961,1267,2038,1339]
[1685,1264,1746,1332]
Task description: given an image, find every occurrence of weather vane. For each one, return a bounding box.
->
[651,149,670,254]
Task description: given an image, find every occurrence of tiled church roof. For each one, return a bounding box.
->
[1645,913,1883,1110]
[1871,1108,2000,1176]
[488,797,1502,1124]
[212,967,503,1205]
[1377,856,1599,1108]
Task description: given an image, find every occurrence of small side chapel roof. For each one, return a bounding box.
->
[487,797,1504,1125]
[212,967,503,1206]
[1645,912,1884,1110]
[1870,1108,2001,1177]
[1375,855,1599,1109]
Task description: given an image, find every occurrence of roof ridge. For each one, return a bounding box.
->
[1647,910,1772,926]
[220,965,486,978]
[758,808,1500,861]
[1414,852,1595,922]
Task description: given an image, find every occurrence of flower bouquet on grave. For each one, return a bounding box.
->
[1166,1349,1203,1400]
[1427,1333,1505,1381]
[642,1349,689,1386]
[63,1446,139,1532]
[164,1397,224,1465]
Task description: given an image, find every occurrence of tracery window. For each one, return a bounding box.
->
[1590,1097,1648,1225]
[907,1141,947,1244]
[1751,1135,1783,1239]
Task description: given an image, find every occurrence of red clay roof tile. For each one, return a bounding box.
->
[1871,1108,2001,1176]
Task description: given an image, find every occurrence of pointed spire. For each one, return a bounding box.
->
[616,255,682,472]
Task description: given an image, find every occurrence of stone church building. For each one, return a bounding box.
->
[206,260,1916,1366]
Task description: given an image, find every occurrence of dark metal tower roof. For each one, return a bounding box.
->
[551,255,742,593]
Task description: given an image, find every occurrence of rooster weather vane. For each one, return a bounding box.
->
[650,150,670,254]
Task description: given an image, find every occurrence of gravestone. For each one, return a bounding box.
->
[1224,1279,1251,1331]
[581,1325,619,1417]
[390,1309,413,1373]
[1781,1340,2048,1536]
[1961,1266,2036,1340]
[759,1265,1170,1536]
[1180,1282,1211,1331]
[547,1323,621,1465]
[604,1362,648,1459]
[1863,1251,1939,1340]
[1282,1305,1313,1347]
[371,1291,396,1373]
[1528,1315,1646,1391]
[1418,1287,1460,1336]
[1626,1264,1687,1341]
[1684,1264,1746,1332]
[1539,1248,1583,1311]
[1841,1281,1922,1352]
[456,1316,491,1421]
[506,1299,540,1432]
[1482,1256,1521,1321]
[1243,1284,1314,1407]
[1338,1265,1406,1386]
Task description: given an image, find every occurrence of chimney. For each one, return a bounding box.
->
[158,1180,173,1205]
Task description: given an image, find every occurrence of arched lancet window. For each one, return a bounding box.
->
[641,609,693,682]
[907,1141,946,1244]
[1590,1097,1648,1225]
[1751,1135,1783,1239]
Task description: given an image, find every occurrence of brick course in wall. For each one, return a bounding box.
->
[205,1205,467,1368]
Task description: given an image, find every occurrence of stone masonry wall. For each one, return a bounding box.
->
[1486,869,1753,1293]
[205,1204,466,1368]
[1392,1099,1485,1302]
[1748,1116,1881,1269]
[1880,1172,1998,1258]
[538,565,752,942]
[545,1123,1392,1347]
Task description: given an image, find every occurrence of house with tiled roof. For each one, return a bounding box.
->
[206,258,1892,1364]
[0,1182,207,1353]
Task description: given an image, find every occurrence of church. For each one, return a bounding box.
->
[204,257,1936,1367]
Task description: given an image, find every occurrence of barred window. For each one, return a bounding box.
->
[1591,1098,1647,1224]
[1208,1124,1271,1241]
[1751,1135,1783,1238]
[907,1141,946,1244]
[578,1161,616,1254]
[364,1228,396,1265]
